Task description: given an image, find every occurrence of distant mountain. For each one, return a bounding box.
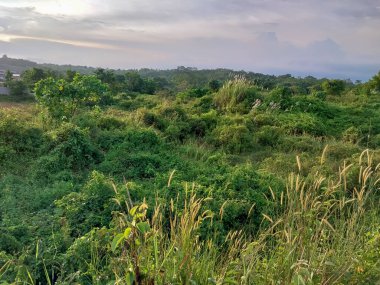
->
[0,55,38,73]
[0,54,95,74]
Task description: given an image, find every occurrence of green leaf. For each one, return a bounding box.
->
[223,278,239,284]
[126,270,135,285]
[129,205,139,216]
[111,233,124,252]
[137,221,150,234]
[124,227,132,239]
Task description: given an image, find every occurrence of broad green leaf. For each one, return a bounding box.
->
[137,221,150,234]
[111,233,124,252]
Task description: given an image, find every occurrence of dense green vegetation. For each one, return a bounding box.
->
[0,65,380,284]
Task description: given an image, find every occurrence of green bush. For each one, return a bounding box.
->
[0,116,44,154]
[60,227,112,284]
[276,113,326,136]
[368,133,380,148]
[266,86,293,110]
[0,233,21,254]
[164,122,190,142]
[158,105,188,121]
[312,90,327,101]
[55,171,115,237]
[256,126,283,147]
[98,128,173,178]
[280,135,322,153]
[31,123,102,183]
[97,116,126,130]
[342,126,361,144]
[138,109,166,130]
[209,123,252,153]
[99,151,163,178]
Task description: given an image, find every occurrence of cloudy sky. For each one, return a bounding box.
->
[0,0,379,80]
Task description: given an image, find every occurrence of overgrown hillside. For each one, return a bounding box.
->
[0,67,379,284]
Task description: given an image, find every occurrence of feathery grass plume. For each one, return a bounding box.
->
[213,75,257,113]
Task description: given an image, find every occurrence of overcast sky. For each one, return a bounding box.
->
[0,0,379,80]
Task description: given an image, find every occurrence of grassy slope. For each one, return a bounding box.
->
[0,81,379,284]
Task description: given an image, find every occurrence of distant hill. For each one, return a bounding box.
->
[0,55,329,92]
[0,55,38,73]
[0,54,95,74]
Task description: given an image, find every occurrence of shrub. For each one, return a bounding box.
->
[210,123,252,153]
[158,106,188,121]
[368,133,380,148]
[98,129,169,178]
[55,171,115,237]
[0,233,21,254]
[31,123,102,183]
[276,113,326,136]
[312,90,327,101]
[137,109,166,130]
[322,79,346,96]
[99,151,162,179]
[342,126,361,144]
[266,86,293,110]
[256,126,283,147]
[177,88,209,100]
[0,116,44,154]
[164,122,190,142]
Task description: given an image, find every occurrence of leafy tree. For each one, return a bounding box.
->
[322,79,346,96]
[34,74,108,119]
[21,67,47,89]
[8,80,28,96]
[125,71,144,92]
[4,70,13,87]
[267,86,292,110]
[208,79,222,92]
[65,70,77,82]
[95,68,115,85]
[367,71,380,93]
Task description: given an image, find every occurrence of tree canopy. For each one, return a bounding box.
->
[34,74,108,119]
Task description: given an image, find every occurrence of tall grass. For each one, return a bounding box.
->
[213,76,256,112]
[109,150,380,284]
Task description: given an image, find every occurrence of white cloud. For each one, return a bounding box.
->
[0,0,379,80]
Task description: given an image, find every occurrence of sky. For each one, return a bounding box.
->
[0,0,379,80]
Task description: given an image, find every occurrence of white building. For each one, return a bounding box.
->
[0,86,10,95]
[0,70,5,82]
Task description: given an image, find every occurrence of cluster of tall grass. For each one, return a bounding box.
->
[213,76,259,113]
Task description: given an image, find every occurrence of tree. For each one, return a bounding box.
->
[65,70,77,82]
[94,68,115,85]
[4,70,13,87]
[208,79,221,92]
[368,71,380,94]
[22,67,47,89]
[34,74,108,120]
[8,81,27,96]
[125,72,144,92]
[321,79,346,96]
[3,70,27,96]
